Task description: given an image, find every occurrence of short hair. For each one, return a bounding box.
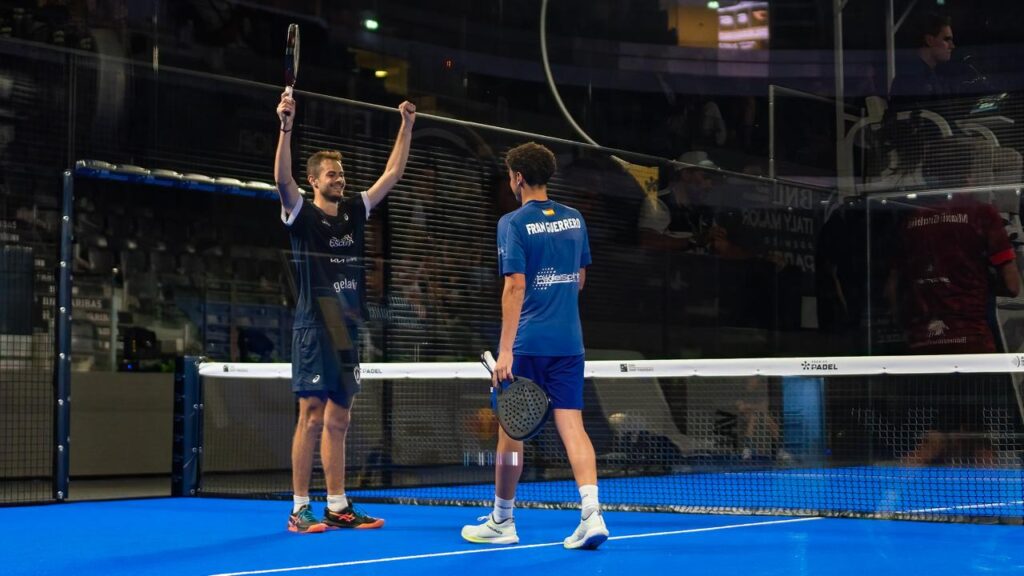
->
[505,142,557,187]
[915,12,951,46]
[307,150,343,181]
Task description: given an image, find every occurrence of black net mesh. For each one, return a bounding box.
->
[193,367,1024,524]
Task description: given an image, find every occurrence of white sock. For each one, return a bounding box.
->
[579,484,600,519]
[493,496,515,522]
[292,495,311,514]
[327,494,349,512]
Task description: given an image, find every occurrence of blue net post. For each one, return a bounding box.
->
[52,170,74,502]
[173,356,204,496]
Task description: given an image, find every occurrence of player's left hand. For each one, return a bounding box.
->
[399,101,416,126]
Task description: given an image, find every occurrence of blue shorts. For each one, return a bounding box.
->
[291,326,360,408]
[512,354,585,410]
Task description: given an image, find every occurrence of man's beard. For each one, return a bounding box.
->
[323,186,344,201]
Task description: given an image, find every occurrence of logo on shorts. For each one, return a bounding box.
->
[312,374,321,384]
[353,366,361,385]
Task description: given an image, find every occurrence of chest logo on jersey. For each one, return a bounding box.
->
[329,235,355,248]
[333,277,359,292]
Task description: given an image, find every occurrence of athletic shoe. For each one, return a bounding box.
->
[288,504,327,533]
[563,510,609,550]
[460,514,519,545]
[323,502,385,529]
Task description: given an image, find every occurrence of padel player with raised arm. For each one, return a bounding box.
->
[274,92,415,533]
[461,142,609,549]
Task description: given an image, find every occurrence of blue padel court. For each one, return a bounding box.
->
[2,498,1022,576]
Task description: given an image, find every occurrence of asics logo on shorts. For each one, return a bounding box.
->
[312,374,321,384]
[353,366,361,385]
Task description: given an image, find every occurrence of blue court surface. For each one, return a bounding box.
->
[2,498,1022,576]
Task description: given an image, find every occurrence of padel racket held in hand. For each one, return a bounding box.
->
[480,351,551,441]
[283,23,300,115]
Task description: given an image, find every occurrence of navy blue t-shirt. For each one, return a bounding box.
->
[283,194,369,330]
[497,199,591,356]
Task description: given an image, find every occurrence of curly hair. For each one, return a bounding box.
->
[505,142,556,186]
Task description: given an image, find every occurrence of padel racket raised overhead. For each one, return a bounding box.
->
[283,23,300,115]
[480,351,551,441]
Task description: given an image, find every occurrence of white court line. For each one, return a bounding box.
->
[903,500,1024,514]
[208,516,822,576]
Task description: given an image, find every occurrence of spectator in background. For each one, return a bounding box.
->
[886,142,1020,466]
[889,12,956,105]
[637,151,717,252]
[886,145,1019,354]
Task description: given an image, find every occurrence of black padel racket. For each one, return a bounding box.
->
[480,350,551,441]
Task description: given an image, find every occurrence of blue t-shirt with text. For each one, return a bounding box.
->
[497,199,591,356]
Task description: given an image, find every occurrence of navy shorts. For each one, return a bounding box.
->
[291,326,360,408]
[511,354,585,410]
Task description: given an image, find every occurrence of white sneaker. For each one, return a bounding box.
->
[461,514,519,545]
[563,510,609,550]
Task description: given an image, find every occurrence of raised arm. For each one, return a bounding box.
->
[365,101,416,209]
[274,92,303,215]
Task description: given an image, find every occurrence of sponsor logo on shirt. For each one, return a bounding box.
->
[330,256,359,264]
[525,218,582,235]
[907,213,969,229]
[534,266,580,290]
[333,278,359,292]
[927,319,949,337]
[542,208,556,216]
[329,235,355,248]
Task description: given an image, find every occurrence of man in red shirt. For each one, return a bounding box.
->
[889,194,1019,353]
[886,146,1021,465]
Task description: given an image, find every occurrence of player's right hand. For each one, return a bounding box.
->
[494,353,513,386]
[277,92,296,130]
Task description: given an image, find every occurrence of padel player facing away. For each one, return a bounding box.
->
[275,92,415,532]
[462,142,609,549]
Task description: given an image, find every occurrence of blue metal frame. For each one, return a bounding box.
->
[53,170,74,501]
[73,166,277,201]
[172,356,204,496]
